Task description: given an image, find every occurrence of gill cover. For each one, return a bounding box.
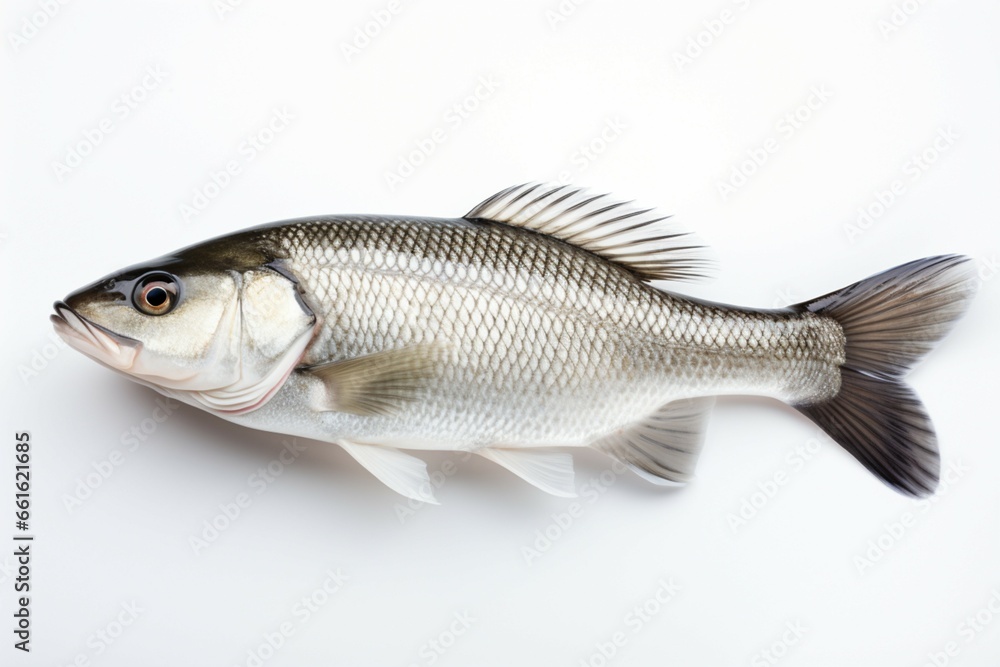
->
[186,266,317,414]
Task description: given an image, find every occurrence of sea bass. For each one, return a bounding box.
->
[51,183,976,502]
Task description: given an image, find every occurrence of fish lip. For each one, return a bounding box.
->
[50,301,142,369]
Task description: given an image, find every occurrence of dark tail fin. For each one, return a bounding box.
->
[794,255,976,497]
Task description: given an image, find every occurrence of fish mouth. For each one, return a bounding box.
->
[50,301,141,371]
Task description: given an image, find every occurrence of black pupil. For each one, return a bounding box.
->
[145,286,168,307]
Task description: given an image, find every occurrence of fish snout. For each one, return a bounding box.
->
[51,301,141,370]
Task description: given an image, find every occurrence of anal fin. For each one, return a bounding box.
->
[339,441,438,504]
[592,397,715,485]
[477,448,577,497]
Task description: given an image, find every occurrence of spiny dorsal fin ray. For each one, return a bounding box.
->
[464,183,715,283]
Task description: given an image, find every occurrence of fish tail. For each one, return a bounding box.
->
[792,255,976,497]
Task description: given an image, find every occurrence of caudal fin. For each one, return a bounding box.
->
[793,255,976,497]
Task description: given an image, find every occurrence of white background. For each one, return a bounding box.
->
[2,1,999,665]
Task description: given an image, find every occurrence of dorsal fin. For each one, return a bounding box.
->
[464,183,714,283]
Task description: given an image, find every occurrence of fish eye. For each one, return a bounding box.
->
[132,273,179,316]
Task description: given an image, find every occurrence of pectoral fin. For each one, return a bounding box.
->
[302,345,438,416]
[339,441,438,504]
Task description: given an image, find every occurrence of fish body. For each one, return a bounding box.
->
[52,184,975,501]
[232,215,840,447]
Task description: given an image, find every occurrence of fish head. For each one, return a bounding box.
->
[52,238,317,413]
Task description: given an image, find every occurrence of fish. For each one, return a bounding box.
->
[51,183,976,502]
